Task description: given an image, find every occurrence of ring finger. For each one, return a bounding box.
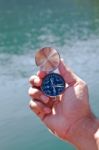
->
[29,100,51,120]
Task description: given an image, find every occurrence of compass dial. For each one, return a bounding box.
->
[41,73,65,97]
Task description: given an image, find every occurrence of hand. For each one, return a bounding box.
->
[28,59,92,143]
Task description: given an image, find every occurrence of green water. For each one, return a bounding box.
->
[0,0,99,150]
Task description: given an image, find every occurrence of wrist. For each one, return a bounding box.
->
[66,113,99,150]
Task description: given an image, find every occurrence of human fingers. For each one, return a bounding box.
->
[29,100,51,120]
[29,71,47,87]
[58,59,81,85]
[28,87,49,104]
[29,75,42,87]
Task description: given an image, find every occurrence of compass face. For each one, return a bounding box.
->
[41,73,65,97]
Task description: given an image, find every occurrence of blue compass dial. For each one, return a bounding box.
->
[41,73,65,97]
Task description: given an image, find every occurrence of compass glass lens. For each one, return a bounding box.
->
[35,47,60,73]
[41,73,65,97]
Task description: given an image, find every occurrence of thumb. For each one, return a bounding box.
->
[58,59,80,85]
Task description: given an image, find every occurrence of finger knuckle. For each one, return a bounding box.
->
[33,89,40,96]
[29,100,38,111]
[34,77,42,86]
[29,75,37,83]
[29,100,33,109]
[28,88,39,97]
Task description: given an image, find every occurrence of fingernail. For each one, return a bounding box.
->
[29,100,35,108]
[44,108,51,113]
[34,78,42,87]
[34,78,39,84]
[41,95,49,103]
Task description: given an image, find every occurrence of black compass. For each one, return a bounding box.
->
[35,47,66,97]
[41,73,65,97]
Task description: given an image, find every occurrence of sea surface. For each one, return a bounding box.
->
[0,0,99,150]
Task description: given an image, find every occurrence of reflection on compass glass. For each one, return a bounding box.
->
[41,73,65,97]
[35,47,60,73]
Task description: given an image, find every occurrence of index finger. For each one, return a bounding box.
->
[29,71,47,87]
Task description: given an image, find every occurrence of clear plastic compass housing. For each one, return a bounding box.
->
[35,47,66,97]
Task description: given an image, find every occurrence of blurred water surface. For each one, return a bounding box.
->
[0,0,99,150]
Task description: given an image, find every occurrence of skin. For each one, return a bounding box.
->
[28,59,99,150]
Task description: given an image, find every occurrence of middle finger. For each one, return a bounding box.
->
[28,87,49,104]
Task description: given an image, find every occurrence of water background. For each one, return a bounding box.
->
[0,0,99,150]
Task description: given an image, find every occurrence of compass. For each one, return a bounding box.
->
[41,73,65,97]
[35,47,66,97]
